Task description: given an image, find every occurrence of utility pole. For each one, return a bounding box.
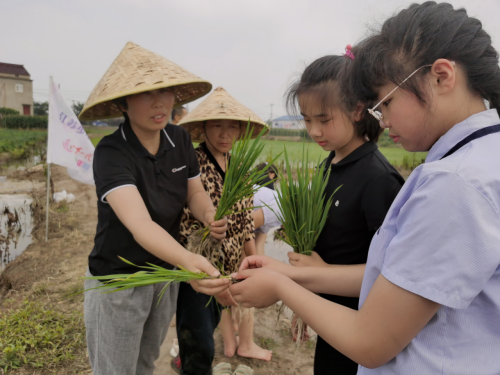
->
[270,103,273,123]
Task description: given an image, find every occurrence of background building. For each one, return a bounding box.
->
[272,115,304,129]
[0,62,33,115]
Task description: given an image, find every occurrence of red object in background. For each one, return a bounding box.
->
[23,105,30,115]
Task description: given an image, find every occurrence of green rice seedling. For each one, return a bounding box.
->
[272,145,340,255]
[81,257,235,303]
[187,122,280,272]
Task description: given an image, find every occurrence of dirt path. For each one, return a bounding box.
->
[0,166,314,374]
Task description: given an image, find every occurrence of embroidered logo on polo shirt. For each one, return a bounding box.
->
[172,165,187,173]
[335,200,339,207]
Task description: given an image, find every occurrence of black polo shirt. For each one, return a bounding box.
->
[314,141,404,310]
[89,120,200,277]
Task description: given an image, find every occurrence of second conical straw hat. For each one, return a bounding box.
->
[79,42,212,120]
[178,87,269,142]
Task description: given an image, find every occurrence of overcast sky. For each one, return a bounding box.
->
[2,0,500,120]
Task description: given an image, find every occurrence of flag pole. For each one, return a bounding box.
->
[45,77,52,242]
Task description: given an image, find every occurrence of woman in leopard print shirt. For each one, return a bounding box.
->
[179,140,254,275]
[174,87,272,375]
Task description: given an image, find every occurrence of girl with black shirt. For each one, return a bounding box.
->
[284,54,404,374]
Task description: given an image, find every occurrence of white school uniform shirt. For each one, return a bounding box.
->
[358,109,500,375]
[253,186,281,234]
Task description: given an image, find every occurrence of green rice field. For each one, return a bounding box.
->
[89,132,427,168]
[253,140,427,168]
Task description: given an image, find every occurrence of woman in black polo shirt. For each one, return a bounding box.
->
[79,42,232,375]
[283,54,404,373]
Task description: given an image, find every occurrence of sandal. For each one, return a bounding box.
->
[233,364,254,375]
[213,362,232,375]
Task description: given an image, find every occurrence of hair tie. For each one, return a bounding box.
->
[343,44,355,60]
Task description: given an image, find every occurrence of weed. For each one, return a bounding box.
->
[259,337,278,351]
[305,340,315,350]
[55,201,69,213]
[31,283,50,297]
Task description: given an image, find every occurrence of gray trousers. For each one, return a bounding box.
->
[84,269,179,375]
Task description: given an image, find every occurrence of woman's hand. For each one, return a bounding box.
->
[204,209,228,240]
[184,253,232,295]
[230,268,291,308]
[288,251,327,267]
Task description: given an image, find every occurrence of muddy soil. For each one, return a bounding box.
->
[0,165,315,375]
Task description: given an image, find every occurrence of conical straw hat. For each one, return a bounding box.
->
[79,42,212,120]
[178,87,269,142]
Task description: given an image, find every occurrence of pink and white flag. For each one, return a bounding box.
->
[47,77,95,185]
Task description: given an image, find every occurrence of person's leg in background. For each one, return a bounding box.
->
[176,281,222,375]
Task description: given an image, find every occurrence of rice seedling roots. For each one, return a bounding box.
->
[186,229,224,269]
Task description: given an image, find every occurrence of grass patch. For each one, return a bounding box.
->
[0,129,47,157]
[91,137,101,147]
[60,282,84,302]
[0,300,85,371]
[31,283,50,297]
[378,147,427,167]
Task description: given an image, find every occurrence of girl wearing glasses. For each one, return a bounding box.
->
[230,2,500,374]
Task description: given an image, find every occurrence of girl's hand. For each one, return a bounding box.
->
[185,254,232,295]
[288,251,327,267]
[230,268,290,308]
[204,210,228,240]
[239,255,291,275]
[215,288,238,307]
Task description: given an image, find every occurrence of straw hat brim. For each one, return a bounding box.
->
[79,81,211,121]
[181,118,269,143]
[79,42,212,121]
[177,86,269,143]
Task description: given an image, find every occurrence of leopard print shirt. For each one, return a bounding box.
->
[179,143,255,273]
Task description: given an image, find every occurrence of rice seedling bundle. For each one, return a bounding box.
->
[187,123,280,273]
[270,145,341,344]
[272,146,340,255]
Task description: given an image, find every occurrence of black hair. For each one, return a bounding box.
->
[114,97,129,122]
[348,1,500,116]
[285,55,382,142]
[255,162,278,177]
[171,106,187,119]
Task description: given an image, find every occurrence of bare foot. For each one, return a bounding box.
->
[237,342,272,361]
[223,334,238,358]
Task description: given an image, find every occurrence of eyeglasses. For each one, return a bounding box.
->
[368,64,432,128]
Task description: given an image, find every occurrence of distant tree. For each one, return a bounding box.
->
[72,101,84,117]
[34,101,49,116]
[0,107,20,115]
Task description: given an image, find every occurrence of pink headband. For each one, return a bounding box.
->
[343,44,355,60]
